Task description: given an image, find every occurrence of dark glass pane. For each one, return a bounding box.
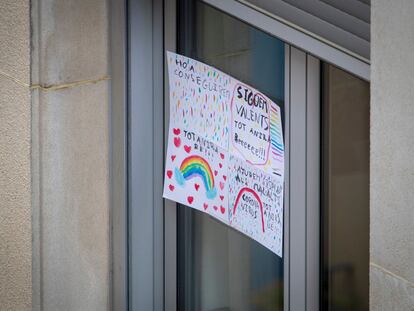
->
[178,2,285,311]
[321,64,369,311]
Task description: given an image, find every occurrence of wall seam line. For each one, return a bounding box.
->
[370,262,414,288]
[0,70,110,92]
[0,70,30,88]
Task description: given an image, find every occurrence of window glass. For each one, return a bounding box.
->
[178,2,285,311]
[321,64,369,311]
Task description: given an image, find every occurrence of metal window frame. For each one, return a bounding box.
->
[164,0,178,310]
[285,46,321,311]
[110,0,368,310]
[203,0,369,81]
[111,0,166,310]
[127,0,165,309]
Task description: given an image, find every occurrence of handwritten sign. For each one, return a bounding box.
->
[231,82,284,176]
[164,52,284,257]
[163,127,229,224]
[167,51,232,149]
[228,156,283,256]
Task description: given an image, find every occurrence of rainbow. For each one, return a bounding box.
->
[175,155,217,199]
[233,187,265,232]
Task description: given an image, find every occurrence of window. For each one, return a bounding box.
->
[321,64,369,311]
[178,3,285,310]
[124,1,370,310]
[175,1,321,310]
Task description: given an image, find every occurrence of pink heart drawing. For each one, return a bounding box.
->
[219,182,225,190]
[173,128,181,135]
[203,203,208,210]
[220,153,225,159]
[166,170,173,179]
[219,195,224,201]
[194,183,200,191]
[187,196,194,204]
[174,137,181,147]
[171,155,176,162]
[214,170,218,176]
[169,184,175,191]
[219,163,223,168]
[184,145,191,153]
[223,175,227,181]
[220,206,226,214]
[213,205,218,211]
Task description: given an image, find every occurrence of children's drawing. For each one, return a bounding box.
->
[233,187,265,233]
[228,155,283,257]
[164,51,285,257]
[167,51,233,149]
[270,100,284,177]
[163,126,229,224]
[230,82,284,176]
[175,155,217,199]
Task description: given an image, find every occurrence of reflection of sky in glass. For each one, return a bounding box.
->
[180,2,286,310]
[252,29,285,103]
[250,28,284,307]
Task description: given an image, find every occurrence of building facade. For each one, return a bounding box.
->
[0,0,413,310]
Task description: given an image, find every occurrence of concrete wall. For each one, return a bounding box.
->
[31,0,110,310]
[0,1,32,310]
[371,0,414,310]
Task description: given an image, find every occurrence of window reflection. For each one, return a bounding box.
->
[178,2,285,311]
[321,64,369,311]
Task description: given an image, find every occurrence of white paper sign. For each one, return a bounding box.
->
[167,51,233,149]
[230,82,284,177]
[163,126,229,224]
[228,155,283,256]
[164,52,284,257]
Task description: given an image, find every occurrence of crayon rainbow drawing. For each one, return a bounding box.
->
[270,102,284,175]
[232,187,265,232]
[175,155,217,199]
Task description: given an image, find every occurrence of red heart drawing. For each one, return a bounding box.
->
[173,128,180,135]
[187,196,194,204]
[169,184,175,191]
[203,203,208,210]
[213,205,218,211]
[223,175,227,181]
[219,195,224,201]
[220,153,225,159]
[219,181,225,190]
[174,137,181,147]
[219,163,223,168]
[171,155,176,162]
[184,145,191,153]
[194,183,200,191]
[166,170,173,179]
[214,170,218,176]
[220,206,226,214]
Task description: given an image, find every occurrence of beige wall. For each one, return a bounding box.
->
[31,0,110,310]
[1,0,110,310]
[0,0,110,311]
[0,0,109,311]
[371,0,414,309]
[0,1,32,310]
